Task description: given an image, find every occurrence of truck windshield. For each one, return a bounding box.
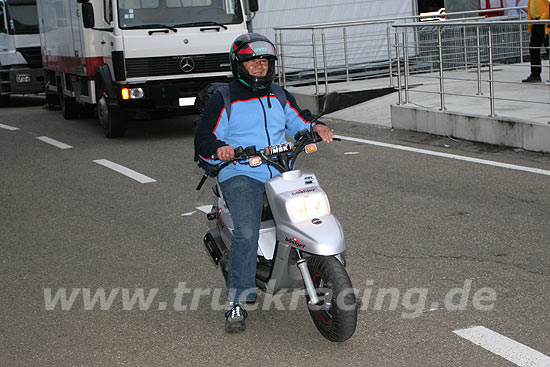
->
[5,0,38,35]
[117,0,243,29]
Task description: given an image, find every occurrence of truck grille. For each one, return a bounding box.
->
[17,47,42,68]
[125,53,231,78]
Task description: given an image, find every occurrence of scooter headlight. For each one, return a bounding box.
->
[286,192,330,222]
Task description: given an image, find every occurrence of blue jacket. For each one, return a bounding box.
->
[195,80,319,183]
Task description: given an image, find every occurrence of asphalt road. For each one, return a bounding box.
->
[1,96,550,366]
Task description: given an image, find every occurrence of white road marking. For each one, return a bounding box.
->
[181,211,197,217]
[36,136,72,149]
[93,159,156,184]
[0,123,19,131]
[196,205,213,214]
[454,326,550,366]
[336,135,550,177]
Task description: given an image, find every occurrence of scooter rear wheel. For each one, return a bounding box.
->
[307,255,357,342]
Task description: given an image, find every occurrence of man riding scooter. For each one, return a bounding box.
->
[194,33,334,333]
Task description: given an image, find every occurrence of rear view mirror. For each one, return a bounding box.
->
[248,0,258,12]
[82,3,94,29]
[318,92,340,116]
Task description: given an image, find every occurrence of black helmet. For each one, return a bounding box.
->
[230,33,277,91]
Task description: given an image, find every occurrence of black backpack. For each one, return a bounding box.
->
[193,82,288,189]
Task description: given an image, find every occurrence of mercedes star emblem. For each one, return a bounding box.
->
[180,57,195,73]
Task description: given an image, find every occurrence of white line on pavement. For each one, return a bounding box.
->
[335,135,550,177]
[36,136,72,149]
[196,205,213,214]
[0,123,19,131]
[93,159,156,184]
[454,326,550,366]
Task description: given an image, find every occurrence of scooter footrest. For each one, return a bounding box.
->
[256,262,272,282]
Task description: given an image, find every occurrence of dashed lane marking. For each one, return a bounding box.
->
[196,205,213,214]
[93,159,156,184]
[454,326,550,366]
[336,135,550,177]
[36,136,72,150]
[0,123,19,131]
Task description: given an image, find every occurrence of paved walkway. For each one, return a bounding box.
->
[289,62,550,129]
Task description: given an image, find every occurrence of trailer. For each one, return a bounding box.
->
[0,0,44,106]
[37,0,257,137]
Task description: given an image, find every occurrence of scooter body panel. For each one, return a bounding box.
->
[265,170,346,255]
[212,169,347,294]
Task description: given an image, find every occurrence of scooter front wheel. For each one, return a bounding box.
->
[306,255,357,342]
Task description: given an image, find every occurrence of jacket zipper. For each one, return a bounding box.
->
[258,97,273,178]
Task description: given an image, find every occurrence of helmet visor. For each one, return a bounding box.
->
[233,40,276,62]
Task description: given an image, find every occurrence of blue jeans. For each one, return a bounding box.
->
[219,175,265,304]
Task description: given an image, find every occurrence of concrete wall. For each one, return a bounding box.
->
[391,104,550,153]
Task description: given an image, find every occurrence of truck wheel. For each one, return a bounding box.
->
[57,86,79,119]
[45,91,59,109]
[0,94,9,107]
[97,91,127,138]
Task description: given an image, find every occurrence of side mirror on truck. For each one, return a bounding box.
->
[248,0,258,12]
[81,2,95,29]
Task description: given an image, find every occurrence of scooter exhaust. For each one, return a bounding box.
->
[203,229,227,267]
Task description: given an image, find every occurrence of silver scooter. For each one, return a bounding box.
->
[200,93,357,342]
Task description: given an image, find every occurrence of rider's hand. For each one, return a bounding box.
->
[216,145,235,161]
[313,124,334,143]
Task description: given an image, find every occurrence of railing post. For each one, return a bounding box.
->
[463,25,468,70]
[343,27,350,83]
[403,31,410,104]
[387,22,394,88]
[438,27,446,111]
[487,26,496,117]
[279,31,287,88]
[394,32,402,105]
[321,30,329,93]
[476,25,482,95]
[312,29,319,95]
[519,11,524,63]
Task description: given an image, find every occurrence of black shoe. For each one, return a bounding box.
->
[225,303,248,333]
[522,75,541,83]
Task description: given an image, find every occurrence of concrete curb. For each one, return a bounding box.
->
[391,104,550,153]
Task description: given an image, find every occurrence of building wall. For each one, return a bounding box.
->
[251,0,415,40]
[250,0,416,74]
[444,0,480,13]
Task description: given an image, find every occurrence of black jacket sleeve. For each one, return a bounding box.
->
[194,91,229,160]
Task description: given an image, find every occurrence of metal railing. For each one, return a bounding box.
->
[274,7,531,95]
[392,19,550,117]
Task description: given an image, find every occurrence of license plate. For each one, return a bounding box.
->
[179,97,196,107]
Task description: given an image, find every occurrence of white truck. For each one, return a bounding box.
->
[0,0,44,106]
[36,0,257,137]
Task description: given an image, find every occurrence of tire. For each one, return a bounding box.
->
[58,84,79,119]
[45,90,59,109]
[307,255,357,342]
[97,89,127,138]
[0,94,9,107]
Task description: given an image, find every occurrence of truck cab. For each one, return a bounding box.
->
[0,0,44,106]
[37,0,258,137]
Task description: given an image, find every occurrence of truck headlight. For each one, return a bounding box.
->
[129,88,144,99]
[16,73,31,83]
[286,192,330,222]
[121,87,145,100]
